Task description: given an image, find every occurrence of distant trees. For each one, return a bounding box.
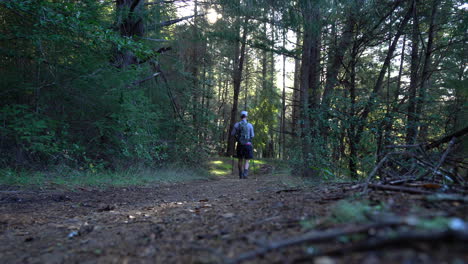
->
[0,0,465,179]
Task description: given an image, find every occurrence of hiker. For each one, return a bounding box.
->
[231,111,254,179]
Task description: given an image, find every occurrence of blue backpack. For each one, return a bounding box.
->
[237,121,251,145]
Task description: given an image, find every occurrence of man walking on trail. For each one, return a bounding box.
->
[231,111,254,179]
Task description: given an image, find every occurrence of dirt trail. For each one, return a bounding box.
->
[0,171,466,263]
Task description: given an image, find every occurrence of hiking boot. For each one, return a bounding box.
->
[239,170,244,179]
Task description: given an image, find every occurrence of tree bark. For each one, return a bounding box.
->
[299,0,321,177]
[347,43,358,179]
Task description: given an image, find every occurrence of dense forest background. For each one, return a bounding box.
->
[1,0,466,179]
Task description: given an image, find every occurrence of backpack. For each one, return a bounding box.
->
[237,120,251,145]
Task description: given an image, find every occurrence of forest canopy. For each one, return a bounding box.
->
[0,0,466,179]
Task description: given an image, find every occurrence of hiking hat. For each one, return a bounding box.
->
[241,111,248,117]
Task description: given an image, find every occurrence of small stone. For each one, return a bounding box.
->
[222,213,235,218]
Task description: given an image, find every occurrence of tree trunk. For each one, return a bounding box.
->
[291,33,302,137]
[347,44,358,179]
[406,0,420,145]
[114,0,146,68]
[191,0,200,142]
[280,28,287,159]
[415,0,438,142]
[378,35,406,159]
[226,16,249,156]
[299,0,321,177]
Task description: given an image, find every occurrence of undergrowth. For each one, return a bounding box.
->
[0,165,211,188]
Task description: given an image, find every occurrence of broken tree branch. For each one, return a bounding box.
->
[129,72,160,87]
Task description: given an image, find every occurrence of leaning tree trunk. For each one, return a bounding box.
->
[355,3,413,145]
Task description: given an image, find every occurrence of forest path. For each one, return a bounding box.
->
[0,164,466,263]
[0,166,326,263]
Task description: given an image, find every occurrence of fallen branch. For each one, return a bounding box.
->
[424,126,468,150]
[226,220,406,264]
[368,184,435,194]
[363,155,390,194]
[313,229,468,257]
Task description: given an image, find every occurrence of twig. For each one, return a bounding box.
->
[388,177,416,185]
[363,155,389,194]
[431,137,456,181]
[414,157,458,183]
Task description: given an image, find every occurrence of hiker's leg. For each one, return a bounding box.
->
[238,158,244,178]
[243,159,250,178]
[243,145,253,178]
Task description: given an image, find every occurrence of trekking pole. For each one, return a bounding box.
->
[252,159,256,181]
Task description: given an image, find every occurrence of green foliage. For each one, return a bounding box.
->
[0,1,185,169]
[0,104,61,164]
[1,0,465,183]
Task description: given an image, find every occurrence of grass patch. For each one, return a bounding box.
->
[0,165,211,188]
[208,158,233,176]
[207,157,283,177]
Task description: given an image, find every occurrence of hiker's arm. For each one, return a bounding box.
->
[250,124,254,139]
[231,123,238,136]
